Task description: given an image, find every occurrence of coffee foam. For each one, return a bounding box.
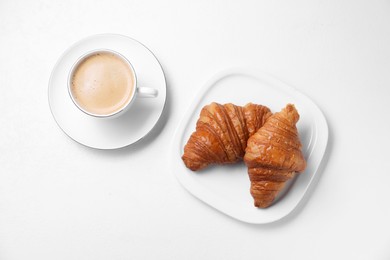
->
[71,52,135,116]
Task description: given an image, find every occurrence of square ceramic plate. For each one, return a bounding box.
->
[171,69,328,224]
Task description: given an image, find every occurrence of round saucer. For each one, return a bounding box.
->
[48,34,167,149]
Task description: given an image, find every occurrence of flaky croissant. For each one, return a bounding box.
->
[182,102,272,171]
[244,104,306,208]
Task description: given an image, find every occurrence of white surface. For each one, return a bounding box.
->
[0,0,390,259]
[49,34,166,149]
[172,69,328,224]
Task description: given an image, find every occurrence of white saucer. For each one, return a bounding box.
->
[48,34,167,149]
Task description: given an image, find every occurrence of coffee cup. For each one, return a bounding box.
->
[68,49,158,118]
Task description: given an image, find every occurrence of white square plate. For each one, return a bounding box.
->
[171,69,328,224]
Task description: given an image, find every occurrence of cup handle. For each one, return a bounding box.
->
[137,87,158,98]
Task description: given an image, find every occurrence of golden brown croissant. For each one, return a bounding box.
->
[182,102,272,171]
[244,104,306,208]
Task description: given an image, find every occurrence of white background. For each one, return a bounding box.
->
[1,0,390,259]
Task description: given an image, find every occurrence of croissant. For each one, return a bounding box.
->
[244,104,306,208]
[182,102,272,171]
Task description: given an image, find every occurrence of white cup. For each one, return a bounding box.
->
[67,49,158,118]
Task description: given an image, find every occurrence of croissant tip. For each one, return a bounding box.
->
[182,156,200,171]
[254,200,272,208]
[285,103,295,109]
[281,103,299,124]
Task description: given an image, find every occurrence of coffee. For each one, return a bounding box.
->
[70,51,135,116]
